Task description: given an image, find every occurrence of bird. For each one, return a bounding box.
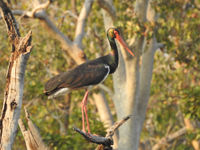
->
[44,27,134,134]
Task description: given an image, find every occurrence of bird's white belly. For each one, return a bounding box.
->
[48,88,69,99]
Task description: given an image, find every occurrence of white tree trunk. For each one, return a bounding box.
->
[0,53,31,150]
[101,0,159,149]
[0,1,32,149]
[115,0,158,149]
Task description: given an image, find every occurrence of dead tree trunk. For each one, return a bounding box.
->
[0,1,32,149]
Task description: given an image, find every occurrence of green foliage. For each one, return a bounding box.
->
[181,86,200,120]
[152,0,200,120]
[142,0,200,148]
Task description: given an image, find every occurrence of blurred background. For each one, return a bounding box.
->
[0,0,199,149]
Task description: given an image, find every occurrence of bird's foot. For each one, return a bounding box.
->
[82,128,86,133]
[82,128,91,135]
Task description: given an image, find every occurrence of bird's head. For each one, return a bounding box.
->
[107,28,120,40]
[107,28,134,56]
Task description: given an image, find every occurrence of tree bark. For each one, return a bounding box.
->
[0,1,32,149]
[116,1,159,149]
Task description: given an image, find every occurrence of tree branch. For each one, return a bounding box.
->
[98,84,114,97]
[2,0,86,64]
[73,115,131,149]
[45,101,67,135]
[97,0,116,21]
[26,0,52,17]
[74,0,94,48]
[152,127,187,150]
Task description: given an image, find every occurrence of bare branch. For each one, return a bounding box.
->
[106,115,131,138]
[73,115,131,149]
[98,84,114,97]
[34,10,86,64]
[155,42,164,50]
[97,0,116,21]
[74,0,94,48]
[2,1,86,64]
[45,102,67,135]
[63,10,78,19]
[26,0,52,17]
[152,127,187,150]
[73,128,113,146]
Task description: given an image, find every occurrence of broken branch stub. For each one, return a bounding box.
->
[18,108,49,150]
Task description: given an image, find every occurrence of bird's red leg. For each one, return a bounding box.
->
[83,91,91,134]
[81,102,85,133]
[81,90,89,133]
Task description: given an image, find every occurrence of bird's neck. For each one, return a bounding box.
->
[107,39,119,73]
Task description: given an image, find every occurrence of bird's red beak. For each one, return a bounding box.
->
[114,31,134,56]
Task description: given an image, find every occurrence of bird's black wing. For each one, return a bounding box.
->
[44,63,110,95]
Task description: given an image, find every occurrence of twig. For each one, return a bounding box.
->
[63,10,78,19]
[106,115,131,137]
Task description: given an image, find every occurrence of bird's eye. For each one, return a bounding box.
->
[109,29,114,38]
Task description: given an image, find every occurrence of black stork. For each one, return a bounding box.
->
[44,28,134,134]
